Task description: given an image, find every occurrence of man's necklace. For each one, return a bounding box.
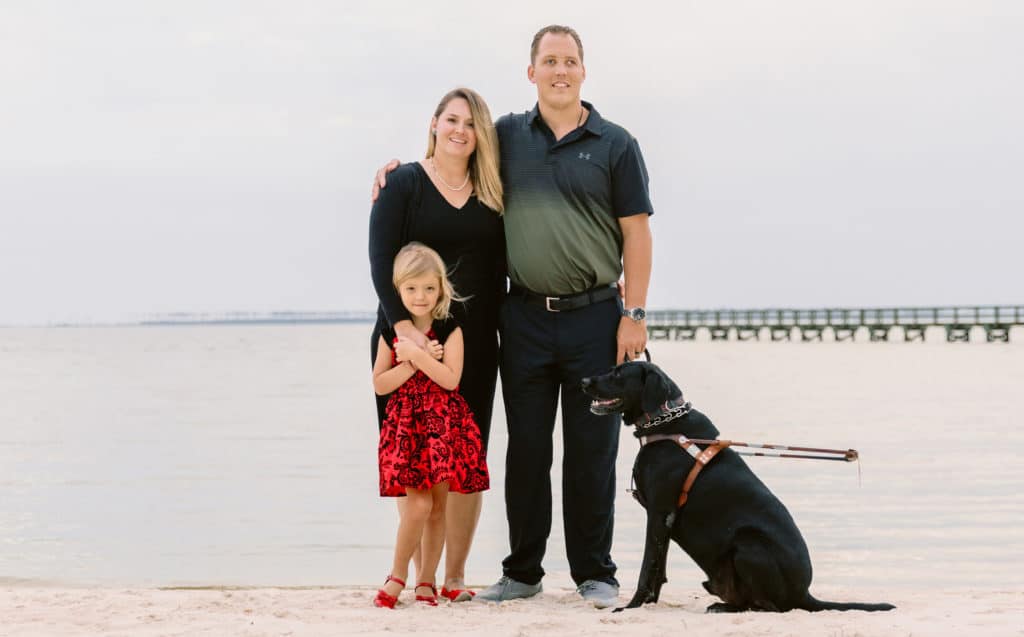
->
[430,156,470,191]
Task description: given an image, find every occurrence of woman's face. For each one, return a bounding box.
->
[431,97,477,160]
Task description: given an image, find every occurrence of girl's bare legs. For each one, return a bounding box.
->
[395,498,423,583]
[382,489,433,598]
[416,482,449,597]
[443,491,482,591]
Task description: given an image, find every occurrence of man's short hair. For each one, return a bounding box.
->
[530,25,584,64]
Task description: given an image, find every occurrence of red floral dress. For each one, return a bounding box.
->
[378,328,489,497]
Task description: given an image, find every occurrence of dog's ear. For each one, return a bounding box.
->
[641,367,670,415]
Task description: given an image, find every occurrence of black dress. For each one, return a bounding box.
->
[369,162,505,448]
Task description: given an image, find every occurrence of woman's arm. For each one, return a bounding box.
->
[393,320,428,350]
[368,166,412,327]
[393,327,464,391]
[372,335,416,395]
[369,166,430,350]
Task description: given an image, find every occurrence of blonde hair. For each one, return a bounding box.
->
[392,242,465,320]
[425,87,504,214]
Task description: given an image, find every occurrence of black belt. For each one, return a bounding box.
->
[508,283,618,312]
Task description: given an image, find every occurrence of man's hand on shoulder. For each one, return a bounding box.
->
[371,159,402,202]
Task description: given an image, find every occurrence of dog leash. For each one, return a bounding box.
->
[680,438,858,462]
[624,348,652,363]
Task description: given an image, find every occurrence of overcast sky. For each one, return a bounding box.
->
[1,1,1021,324]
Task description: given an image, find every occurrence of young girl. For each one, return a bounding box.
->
[372,242,489,609]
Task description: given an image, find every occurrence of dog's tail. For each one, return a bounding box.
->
[801,594,895,612]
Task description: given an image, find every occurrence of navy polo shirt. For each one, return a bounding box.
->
[496,100,653,296]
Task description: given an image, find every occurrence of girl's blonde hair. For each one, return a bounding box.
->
[392,242,465,320]
[426,87,504,214]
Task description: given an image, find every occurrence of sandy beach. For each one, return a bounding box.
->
[2,585,1022,636]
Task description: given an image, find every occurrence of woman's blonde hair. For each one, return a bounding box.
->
[426,87,504,214]
[392,242,465,320]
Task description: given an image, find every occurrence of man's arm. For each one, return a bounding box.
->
[617,213,652,364]
[610,131,655,364]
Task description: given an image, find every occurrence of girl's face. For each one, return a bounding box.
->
[398,272,442,319]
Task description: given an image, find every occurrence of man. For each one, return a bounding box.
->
[374,25,653,609]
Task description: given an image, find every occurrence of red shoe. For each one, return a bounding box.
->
[415,582,438,606]
[373,575,406,609]
[440,586,476,602]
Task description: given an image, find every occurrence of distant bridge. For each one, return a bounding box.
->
[646,305,1023,343]
[140,310,377,325]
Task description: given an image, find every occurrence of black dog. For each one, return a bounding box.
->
[581,361,894,613]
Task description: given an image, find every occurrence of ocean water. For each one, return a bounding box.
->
[1,324,1022,590]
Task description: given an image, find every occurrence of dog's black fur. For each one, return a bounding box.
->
[581,361,894,613]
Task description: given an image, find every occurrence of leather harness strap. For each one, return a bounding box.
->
[679,442,728,507]
[639,433,730,508]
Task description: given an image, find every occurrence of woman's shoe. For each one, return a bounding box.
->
[440,586,476,602]
[415,582,438,606]
[373,575,406,609]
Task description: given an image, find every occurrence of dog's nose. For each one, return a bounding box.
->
[580,377,592,390]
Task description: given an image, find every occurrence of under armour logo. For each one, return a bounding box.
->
[578,152,591,160]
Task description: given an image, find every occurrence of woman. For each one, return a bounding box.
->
[368,87,504,601]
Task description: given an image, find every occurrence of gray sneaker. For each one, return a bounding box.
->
[473,575,542,602]
[577,580,619,609]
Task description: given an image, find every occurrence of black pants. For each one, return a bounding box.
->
[499,293,620,586]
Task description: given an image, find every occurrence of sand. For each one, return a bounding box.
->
[1,586,1022,636]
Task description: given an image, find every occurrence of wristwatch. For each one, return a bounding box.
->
[622,307,646,322]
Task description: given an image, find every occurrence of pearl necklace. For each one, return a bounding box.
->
[429,156,471,192]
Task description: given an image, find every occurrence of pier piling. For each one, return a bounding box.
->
[644,305,1022,343]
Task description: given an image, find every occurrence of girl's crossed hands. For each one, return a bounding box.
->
[394,337,444,365]
[425,339,444,360]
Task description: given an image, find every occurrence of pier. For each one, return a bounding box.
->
[646,305,1023,343]
[125,306,1022,343]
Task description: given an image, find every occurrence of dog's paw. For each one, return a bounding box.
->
[706,602,743,614]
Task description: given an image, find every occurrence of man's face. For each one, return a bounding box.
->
[528,32,586,110]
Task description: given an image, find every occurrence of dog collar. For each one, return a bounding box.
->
[631,397,692,432]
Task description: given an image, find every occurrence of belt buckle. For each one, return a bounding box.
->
[545,296,561,312]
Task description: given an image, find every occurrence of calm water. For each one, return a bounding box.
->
[1,324,1022,590]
